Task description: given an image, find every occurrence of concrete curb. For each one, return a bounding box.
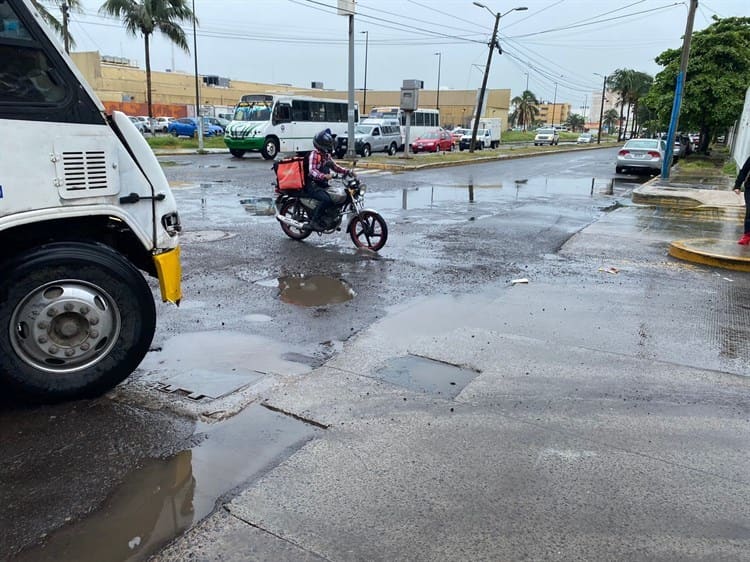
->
[669,239,750,272]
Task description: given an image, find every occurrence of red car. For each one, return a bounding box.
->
[411,130,453,153]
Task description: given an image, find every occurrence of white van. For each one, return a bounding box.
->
[534,128,560,146]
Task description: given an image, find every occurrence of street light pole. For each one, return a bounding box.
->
[595,73,607,145]
[470,3,527,153]
[361,30,368,114]
[434,51,442,112]
[192,0,203,151]
[551,82,557,129]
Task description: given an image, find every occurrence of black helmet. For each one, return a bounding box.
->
[313,128,334,154]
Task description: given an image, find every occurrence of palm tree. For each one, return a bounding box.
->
[510,90,539,131]
[607,69,635,141]
[565,113,585,133]
[603,109,619,134]
[626,71,653,138]
[100,0,195,120]
[32,0,81,48]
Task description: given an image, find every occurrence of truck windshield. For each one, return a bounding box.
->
[538,129,554,135]
[233,102,271,122]
[355,125,373,135]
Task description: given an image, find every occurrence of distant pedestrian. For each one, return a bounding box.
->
[734,154,750,245]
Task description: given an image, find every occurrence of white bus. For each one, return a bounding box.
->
[367,107,441,148]
[224,94,359,159]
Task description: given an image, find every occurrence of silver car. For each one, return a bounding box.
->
[615,138,666,175]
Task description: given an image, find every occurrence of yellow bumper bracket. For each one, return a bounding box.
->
[153,247,182,304]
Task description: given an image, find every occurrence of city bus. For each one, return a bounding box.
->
[367,106,441,148]
[224,94,358,159]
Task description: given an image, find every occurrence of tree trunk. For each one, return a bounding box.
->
[624,102,632,139]
[630,101,638,138]
[618,100,625,141]
[144,33,152,120]
[699,124,711,154]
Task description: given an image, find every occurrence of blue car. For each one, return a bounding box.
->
[167,117,223,138]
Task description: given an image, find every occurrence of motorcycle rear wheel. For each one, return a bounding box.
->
[349,211,388,251]
[278,199,313,240]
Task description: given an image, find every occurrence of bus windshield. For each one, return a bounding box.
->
[233,102,272,122]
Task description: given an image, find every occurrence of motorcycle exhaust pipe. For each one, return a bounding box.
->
[276,214,306,229]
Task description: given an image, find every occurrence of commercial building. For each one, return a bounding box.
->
[70,51,510,129]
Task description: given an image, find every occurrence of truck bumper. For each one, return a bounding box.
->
[153,246,182,304]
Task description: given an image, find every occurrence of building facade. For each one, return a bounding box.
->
[71,51,510,129]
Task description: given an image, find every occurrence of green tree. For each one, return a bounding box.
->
[603,108,619,134]
[644,16,750,152]
[510,90,539,131]
[607,68,635,141]
[32,0,81,48]
[565,113,585,132]
[626,71,653,137]
[100,0,195,120]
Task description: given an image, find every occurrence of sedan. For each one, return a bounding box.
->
[411,130,453,153]
[615,138,666,175]
[128,116,146,134]
[167,117,223,138]
[577,133,594,144]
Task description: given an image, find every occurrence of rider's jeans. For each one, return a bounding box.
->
[305,182,333,223]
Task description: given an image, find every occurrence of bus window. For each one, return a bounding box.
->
[273,103,291,124]
[292,100,310,121]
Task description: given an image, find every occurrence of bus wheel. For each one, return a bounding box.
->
[229,149,246,158]
[261,138,279,160]
[0,242,156,402]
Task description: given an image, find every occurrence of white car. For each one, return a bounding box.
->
[135,115,152,133]
[577,133,594,144]
[534,128,559,146]
[153,116,174,133]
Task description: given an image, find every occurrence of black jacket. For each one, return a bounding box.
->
[736,156,750,190]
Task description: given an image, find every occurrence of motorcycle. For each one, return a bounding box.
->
[274,172,388,252]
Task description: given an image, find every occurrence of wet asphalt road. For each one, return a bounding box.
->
[3,148,747,560]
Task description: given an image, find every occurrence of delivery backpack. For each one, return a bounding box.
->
[273,156,307,191]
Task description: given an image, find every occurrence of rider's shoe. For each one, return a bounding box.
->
[304,220,324,232]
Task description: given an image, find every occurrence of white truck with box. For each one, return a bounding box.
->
[0,0,182,401]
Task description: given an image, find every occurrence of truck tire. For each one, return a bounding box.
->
[0,242,156,402]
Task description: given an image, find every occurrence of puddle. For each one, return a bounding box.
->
[369,177,615,211]
[278,275,356,307]
[374,354,479,398]
[239,197,275,215]
[139,331,311,399]
[16,404,321,562]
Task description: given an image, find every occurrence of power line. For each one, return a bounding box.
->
[402,0,492,32]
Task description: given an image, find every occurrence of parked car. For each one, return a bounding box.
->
[335,121,401,157]
[203,116,226,133]
[411,129,453,153]
[615,138,666,175]
[128,116,146,134]
[534,128,559,146]
[153,116,174,133]
[135,115,152,133]
[167,117,222,138]
[451,128,470,146]
[577,132,594,144]
[458,129,493,151]
[673,138,687,160]
[688,133,700,150]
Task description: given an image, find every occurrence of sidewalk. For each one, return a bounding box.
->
[632,158,750,272]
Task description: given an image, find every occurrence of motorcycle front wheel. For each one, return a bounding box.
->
[349,211,388,251]
[278,199,313,240]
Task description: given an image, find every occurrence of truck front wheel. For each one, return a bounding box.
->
[0,242,156,402]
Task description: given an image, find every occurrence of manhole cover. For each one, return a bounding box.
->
[375,355,479,398]
[181,230,236,243]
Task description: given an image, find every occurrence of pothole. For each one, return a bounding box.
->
[278,275,355,306]
[374,355,479,398]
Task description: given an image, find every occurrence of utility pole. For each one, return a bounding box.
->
[661,0,698,179]
[596,73,607,144]
[192,0,203,150]
[551,82,557,129]
[361,30,368,114]
[434,51,442,112]
[61,2,70,54]
[524,72,529,92]
[470,11,499,153]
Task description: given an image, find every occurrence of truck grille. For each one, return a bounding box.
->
[62,151,109,191]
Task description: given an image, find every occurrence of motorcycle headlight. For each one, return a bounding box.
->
[359,183,367,195]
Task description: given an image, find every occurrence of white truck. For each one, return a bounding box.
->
[0,0,182,401]
[460,118,501,150]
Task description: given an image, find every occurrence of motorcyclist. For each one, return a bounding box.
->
[305,128,354,230]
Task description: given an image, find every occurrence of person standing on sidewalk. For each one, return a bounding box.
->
[734,155,750,245]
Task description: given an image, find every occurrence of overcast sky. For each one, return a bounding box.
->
[68,0,750,111]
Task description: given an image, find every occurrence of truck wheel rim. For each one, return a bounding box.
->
[10,280,121,374]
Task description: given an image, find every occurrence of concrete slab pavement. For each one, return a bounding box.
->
[632,163,750,271]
